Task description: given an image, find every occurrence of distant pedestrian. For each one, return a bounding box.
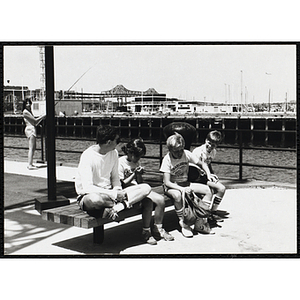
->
[191,130,226,213]
[119,138,174,244]
[22,97,46,170]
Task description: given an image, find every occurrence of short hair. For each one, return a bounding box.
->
[121,138,146,157]
[166,132,185,150]
[96,125,118,145]
[22,98,32,111]
[206,130,222,144]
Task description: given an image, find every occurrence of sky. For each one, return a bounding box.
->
[3,44,296,104]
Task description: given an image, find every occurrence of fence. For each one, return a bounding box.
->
[4,116,296,181]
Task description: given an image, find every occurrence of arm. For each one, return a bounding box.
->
[110,151,122,190]
[163,172,186,193]
[190,150,217,182]
[134,166,144,184]
[197,159,218,182]
[23,110,46,126]
[121,171,137,186]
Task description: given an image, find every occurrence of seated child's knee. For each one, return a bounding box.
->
[220,184,226,194]
[204,186,213,196]
[156,194,166,206]
[173,193,182,203]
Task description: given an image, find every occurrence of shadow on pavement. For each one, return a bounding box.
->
[4,206,69,255]
[53,210,180,255]
[5,174,77,210]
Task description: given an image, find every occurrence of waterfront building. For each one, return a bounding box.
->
[3,84,296,116]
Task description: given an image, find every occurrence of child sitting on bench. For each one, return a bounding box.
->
[119,138,174,244]
[191,130,226,214]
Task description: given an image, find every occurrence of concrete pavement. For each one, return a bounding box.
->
[3,159,297,256]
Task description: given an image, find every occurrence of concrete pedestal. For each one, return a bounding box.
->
[35,195,70,213]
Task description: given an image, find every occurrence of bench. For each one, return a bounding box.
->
[41,185,173,244]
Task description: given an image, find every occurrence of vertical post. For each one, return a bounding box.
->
[250,118,254,146]
[268,89,271,112]
[195,118,199,143]
[45,46,57,200]
[159,118,163,165]
[40,124,44,162]
[239,129,243,181]
[128,118,131,138]
[281,119,286,147]
[265,119,268,146]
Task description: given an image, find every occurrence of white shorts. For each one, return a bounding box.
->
[25,125,36,138]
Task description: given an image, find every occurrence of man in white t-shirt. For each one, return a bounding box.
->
[75,125,151,221]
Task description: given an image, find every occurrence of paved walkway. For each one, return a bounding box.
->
[3,159,297,256]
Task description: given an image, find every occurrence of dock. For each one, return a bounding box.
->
[3,158,296,256]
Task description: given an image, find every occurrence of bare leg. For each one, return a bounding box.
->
[82,193,115,210]
[124,183,151,206]
[207,181,226,211]
[207,181,226,198]
[28,136,36,167]
[141,197,153,228]
[149,191,175,241]
[165,189,182,211]
[148,191,165,224]
[190,182,213,206]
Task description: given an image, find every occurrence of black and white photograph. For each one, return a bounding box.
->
[3,43,297,256]
[1,2,299,299]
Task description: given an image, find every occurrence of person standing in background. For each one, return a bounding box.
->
[22,97,46,170]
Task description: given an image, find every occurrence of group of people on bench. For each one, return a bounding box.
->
[75,125,226,245]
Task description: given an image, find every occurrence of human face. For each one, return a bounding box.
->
[205,139,217,153]
[170,146,184,159]
[107,135,120,151]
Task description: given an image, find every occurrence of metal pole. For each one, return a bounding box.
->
[238,118,243,181]
[239,132,243,181]
[40,124,44,162]
[45,46,57,200]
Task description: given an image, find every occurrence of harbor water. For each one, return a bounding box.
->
[4,136,296,184]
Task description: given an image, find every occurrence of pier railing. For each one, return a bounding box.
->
[4,116,296,182]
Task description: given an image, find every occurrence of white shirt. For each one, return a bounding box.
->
[75,145,121,200]
[192,144,216,165]
[159,149,199,184]
[118,155,140,186]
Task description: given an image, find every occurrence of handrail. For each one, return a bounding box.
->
[4,116,296,181]
[4,132,296,181]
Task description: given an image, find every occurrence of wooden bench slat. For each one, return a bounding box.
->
[41,185,172,229]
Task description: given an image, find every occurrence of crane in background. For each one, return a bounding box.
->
[38,46,45,101]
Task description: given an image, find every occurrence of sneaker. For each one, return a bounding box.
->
[27,165,38,170]
[209,214,224,222]
[102,207,118,220]
[212,210,230,217]
[194,219,213,234]
[142,230,157,245]
[179,220,193,238]
[153,226,175,241]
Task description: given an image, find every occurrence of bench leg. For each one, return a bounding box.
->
[93,225,104,244]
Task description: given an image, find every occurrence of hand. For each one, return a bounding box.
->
[116,191,127,202]
[184,187,193,195]
[135,166,144,175]
[208,174,219,183]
